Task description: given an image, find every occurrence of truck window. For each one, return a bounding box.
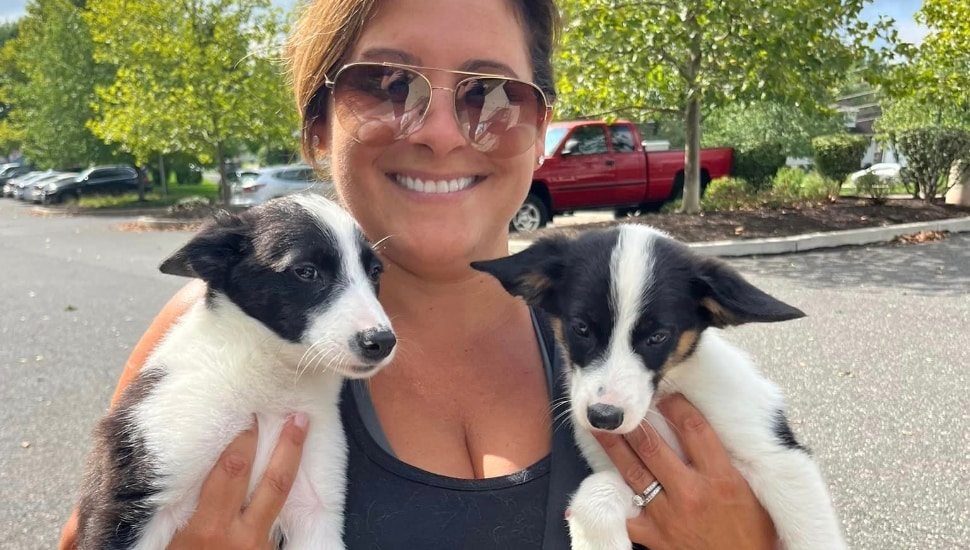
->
[609,125,636,153]
[566,126,608,155]
[544,127,569,156]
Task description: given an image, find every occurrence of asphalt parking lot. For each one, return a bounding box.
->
[1,199,967,549]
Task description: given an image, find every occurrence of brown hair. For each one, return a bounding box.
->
[284,0,561,164]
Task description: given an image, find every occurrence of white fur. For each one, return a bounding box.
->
[121,198,393,550]
[567,227,846,550]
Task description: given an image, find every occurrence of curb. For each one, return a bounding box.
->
[509,216,970,257]
[30,205,172,218]
[129,216,205,230]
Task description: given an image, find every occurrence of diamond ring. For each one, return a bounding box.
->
[632,480,663,508]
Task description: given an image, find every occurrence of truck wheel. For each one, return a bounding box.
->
[510,194,548,232]
[671,172,685,201]
[613,207,639,219]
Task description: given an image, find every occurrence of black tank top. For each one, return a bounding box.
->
[339,308,593,549]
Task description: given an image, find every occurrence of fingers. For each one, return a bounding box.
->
[193,418,260,526]
[243,413,309,535]
[657,394,732,474]
[593,429,668,508]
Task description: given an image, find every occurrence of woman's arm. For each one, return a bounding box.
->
[59,280,308,550]
[59,280,205,549]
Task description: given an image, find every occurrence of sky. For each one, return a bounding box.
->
[0,0,930,44]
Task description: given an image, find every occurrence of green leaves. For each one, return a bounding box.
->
[2,0,298,191]
[878,0,970,138]
[555,0,889,213]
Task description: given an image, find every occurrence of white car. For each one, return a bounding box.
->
[229,164,333,207]
[848,162,902,185]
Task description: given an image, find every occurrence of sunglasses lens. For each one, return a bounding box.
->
[332,64,430,145]
[456,78,545,157]
[329,64,547,157]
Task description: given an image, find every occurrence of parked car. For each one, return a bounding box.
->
[229,164,333,207]
[9,170,57,200]
[31,172,81,203]
[0,164,32,190]
[848,162,902,185]
[512,120,734,231]
[38,164,148,204]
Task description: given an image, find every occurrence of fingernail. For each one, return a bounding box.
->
[292,412,309,430]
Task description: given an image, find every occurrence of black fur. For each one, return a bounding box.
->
[76,369,166,549]
[473,227,805,377]
[160,199,380,343]
[772,409,810,453]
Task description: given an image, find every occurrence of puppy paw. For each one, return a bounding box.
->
[568,471,636,550]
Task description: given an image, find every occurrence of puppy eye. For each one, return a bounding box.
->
[646,330,670,346]
[293,264,319,281]
[572,319,591,338]
[368,261,383,283]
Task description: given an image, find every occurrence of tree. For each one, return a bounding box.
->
[84,0,298,204]
[556,0,895,213]
[877,0,970,136]
[3,0,115,169]
[703,101,843,159]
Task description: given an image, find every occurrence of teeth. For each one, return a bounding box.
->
[394,175,475,194]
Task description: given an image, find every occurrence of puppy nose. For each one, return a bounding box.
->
[355,328,396,361]
[587,404,624,431]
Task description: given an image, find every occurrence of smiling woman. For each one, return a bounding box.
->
[59,1,780,549]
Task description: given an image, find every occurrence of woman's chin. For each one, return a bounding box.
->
[381,224,508,277]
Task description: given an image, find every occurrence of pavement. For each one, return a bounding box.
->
[30,204,970,258]
[3,199,969,549]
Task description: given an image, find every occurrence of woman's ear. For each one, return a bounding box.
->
[310,119,329,160]
[534,113,550,162]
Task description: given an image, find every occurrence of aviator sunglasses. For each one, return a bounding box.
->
[322,62,552,158]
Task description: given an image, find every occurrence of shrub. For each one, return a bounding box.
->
[167,196,216,219]
[769,167,805,200]
[701,177,755,211]
[660,199,682,213]
[854,172,890,204]
[731,142,786,192]
[800,171,840,202]
[811,134,869,184]
[896,126,970,203]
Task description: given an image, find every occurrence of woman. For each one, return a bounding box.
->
[61,0,776,547]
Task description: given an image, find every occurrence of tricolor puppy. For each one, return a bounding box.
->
[76,194,396,550]
[472,225,846,550]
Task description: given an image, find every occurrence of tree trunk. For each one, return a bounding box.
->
[680,93,702,214]
[217,141,229,206]
[158,153,168,199]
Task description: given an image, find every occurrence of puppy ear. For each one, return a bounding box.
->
[692,256,805,328]
[159,211,251,286]
[470,235,570,316]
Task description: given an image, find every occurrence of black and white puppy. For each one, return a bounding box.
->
[473,225,847,550]
[76,194,396,550]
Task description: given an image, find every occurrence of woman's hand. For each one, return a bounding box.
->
[593,394,777,550]
[168,413,309,549]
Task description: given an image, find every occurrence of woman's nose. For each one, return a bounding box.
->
[406,87,469,156]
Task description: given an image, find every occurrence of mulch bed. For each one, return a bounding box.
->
[524,198,970,243]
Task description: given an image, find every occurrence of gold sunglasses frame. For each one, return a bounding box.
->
[322,61,553,151]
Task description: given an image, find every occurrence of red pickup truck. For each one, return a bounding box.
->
[511,120,733,231]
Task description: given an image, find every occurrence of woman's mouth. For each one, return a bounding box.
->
[391,174,480,194]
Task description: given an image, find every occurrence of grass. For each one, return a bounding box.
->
[77,182,220,209]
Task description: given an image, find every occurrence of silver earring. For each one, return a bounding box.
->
[536,156,544,166]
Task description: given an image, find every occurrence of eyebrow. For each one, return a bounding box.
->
[356,48,521,79]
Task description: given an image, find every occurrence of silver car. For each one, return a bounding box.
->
[229,164,333,207]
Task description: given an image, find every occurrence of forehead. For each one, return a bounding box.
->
[564,228,695,316]
[351,0,532,78]
[249,198,366,264]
